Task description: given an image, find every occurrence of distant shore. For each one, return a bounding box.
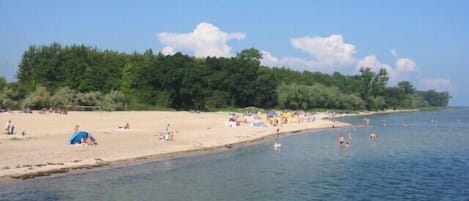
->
[0,109,415,183]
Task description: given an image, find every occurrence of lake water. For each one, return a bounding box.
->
[1,108,469,201]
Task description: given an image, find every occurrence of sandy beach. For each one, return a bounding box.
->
[0,110,354,182]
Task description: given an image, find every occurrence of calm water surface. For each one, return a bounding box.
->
[1,108,469,201]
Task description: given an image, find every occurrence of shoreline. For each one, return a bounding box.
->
[5,126,334,184]
[0,109,414,183]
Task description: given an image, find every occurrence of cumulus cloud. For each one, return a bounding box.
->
[356,53,454,93]
[260,50,311,70]
[355,50,420,85]
[261,34,357,72]
[356,55,393,72]
[158,22,246,57]
[260,50,279,66]
[161,46,176,56]
[290,34,357,66]
[395,58,417,72]
[420,78,454,93]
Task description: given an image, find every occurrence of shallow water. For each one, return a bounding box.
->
[1,108,469,201]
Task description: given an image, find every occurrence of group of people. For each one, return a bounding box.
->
[337,134,351,146]
[337,132,377,147]
[225,113,242,127]
[38,107,68,115]
[118,122,130,130]
[69,122,174,146]
[158,124,173,141]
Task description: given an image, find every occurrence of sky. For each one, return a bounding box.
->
[1,0,468,105]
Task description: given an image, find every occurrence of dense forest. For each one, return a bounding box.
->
[0,43,451,111]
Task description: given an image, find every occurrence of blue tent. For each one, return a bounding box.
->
[69,131,89,144]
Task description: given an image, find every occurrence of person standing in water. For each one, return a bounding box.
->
[370,133,377,141]
[274,128,281,149]
[338,134,346,144]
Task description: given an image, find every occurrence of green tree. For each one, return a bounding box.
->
[277,83,311,110]
[357,67,389,110]
[0,76,6,93]
[397,81,415,95]
[12,43,451,111]
[371,68,389,97]
[419,90,451,106]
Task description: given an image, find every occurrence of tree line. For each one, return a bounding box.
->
[0,43,451,111]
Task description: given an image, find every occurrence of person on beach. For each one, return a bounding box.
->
[73,125,98,145]
[160,123,173,141]
[84,133,98,145]
[4,120,14,135]
[118,122,130,130]
[5,120,11,134]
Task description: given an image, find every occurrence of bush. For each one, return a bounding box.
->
[0,86,26,110]
[50,87,77,108]
[77,91,102,106]
[22,86,51,109]
[99,90,127,111]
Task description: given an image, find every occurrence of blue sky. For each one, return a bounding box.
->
[1,0,468,105]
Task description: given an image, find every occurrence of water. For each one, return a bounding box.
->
[1,108,469,201]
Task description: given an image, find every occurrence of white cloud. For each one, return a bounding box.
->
[356,54,420,85]
[161,46,176,56]
[260,50,311,70]
[356,55,393,72]
[260,50,278,66]
[158,22,246,57]
[420,78,454,93]
[395,58,417,72]
[290,34,356,66]
[356,54,454,94]
[261,34,357,72]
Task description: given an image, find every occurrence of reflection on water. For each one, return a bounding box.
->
[1,108,469,201]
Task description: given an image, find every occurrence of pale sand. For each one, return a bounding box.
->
[0,111,350,181]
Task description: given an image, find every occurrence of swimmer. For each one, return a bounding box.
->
[338,134,345,144]
[370,133,377,141]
